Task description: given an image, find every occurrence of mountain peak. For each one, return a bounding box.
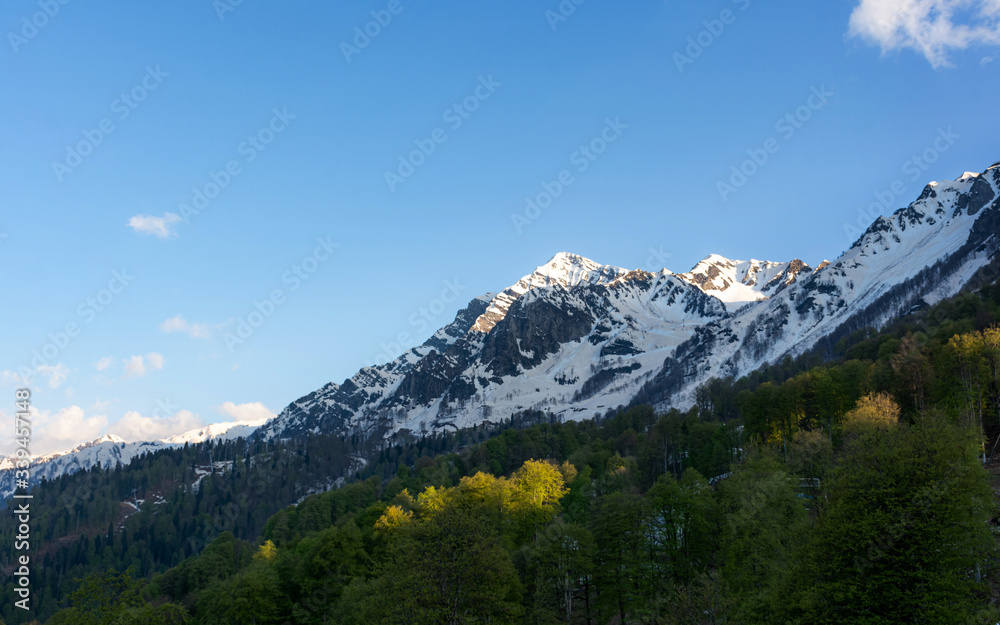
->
[70,433,126,451]
[251,159,1000,449]
[530,252,625,289]
[471,253,628,333]
[678,255,811,309]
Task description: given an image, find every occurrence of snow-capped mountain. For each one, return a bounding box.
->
[635,164,1000,409]
[257,161,1000,444]
[678,255,813,310]
[0,418,270,500]
[160,416,271,445]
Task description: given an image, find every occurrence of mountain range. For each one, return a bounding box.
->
[4,160,1000,495]
[255,162,1000,442]
[0,417,268,500]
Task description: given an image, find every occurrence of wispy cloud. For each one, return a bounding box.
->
[218,401,276,424]
[123,352,165,379]
[849,0,1000,67]
[1,370,27,387]
[127,212,181,238]
[159,315,211,339]
[2,363,70,389]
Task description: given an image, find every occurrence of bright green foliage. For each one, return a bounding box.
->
[842,392,901,432]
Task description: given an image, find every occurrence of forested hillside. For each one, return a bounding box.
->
[10,282,1000,624]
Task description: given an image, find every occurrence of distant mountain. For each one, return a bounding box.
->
[256,162,1000,443]
[0,417,270,500]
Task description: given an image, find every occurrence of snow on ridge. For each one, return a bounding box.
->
[0,418,272,500]
[657,165,999,410]
[472,253,630,333]
[262,159,1000,453]
[677,255,810,310]
[160,417,271,445]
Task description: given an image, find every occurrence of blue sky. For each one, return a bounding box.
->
[1,0,999,454]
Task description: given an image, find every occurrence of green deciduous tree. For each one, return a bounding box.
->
[799,411,996,625]
[355,507,522,625]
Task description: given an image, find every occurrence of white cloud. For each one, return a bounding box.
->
[37,363,69,389]
[1,364,69,389]
[95,356,114,372]
[127,212,182,238]
[159,315,211,339]
[849,0,1000,67]
[112,409,203,442]
[122,353,165,379]
[1,369,27,386]
[0,406,110,457]
[146,352,165,370]
[123,356,146,378]
[218,401,276,424]
[92,398,112,411]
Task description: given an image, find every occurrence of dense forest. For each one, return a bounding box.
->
[8,283,1000,623]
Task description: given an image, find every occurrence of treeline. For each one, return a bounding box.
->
[41,392,998,624]
[40,401,743,625]
[0,435,359,622]
[694,283,1000,446]
[0,407,641,622]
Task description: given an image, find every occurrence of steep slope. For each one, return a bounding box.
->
[637,163,1000,408]
[260,161,1000,444]
[256,257,748,440]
